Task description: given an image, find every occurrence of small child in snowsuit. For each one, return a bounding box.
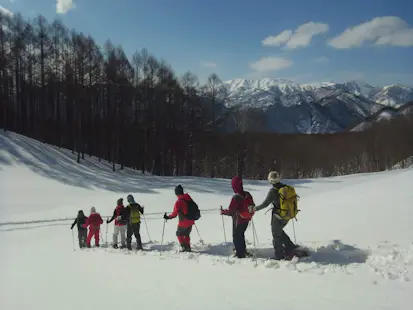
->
[71,210,88,248]
[82,207,103,248]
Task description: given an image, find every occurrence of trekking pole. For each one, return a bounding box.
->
[292,219,297,244]
[194,223,204,245]
[251,219,258,267]
[220,206,227,245]
[71,229,75,251]
[100,230,104,246]
[160,218,166,256]
[142,214,152,243]
[105,220,109,246]
[251,218,259,245]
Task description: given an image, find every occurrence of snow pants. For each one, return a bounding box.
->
[233,222,249,258]
[86,227,100,246]
[127,223,142,249]
[176,225,192,249]
[78,228,87,248]
[271,215,296,259]
[113,225,126,247]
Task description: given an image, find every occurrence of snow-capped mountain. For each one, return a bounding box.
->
[215,79,413,133]
[350,101,413,132]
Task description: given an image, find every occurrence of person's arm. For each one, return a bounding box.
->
[255,189,276,212]
[138,204,144,214]
[167,201,180,219]
[70,218,77,229]
[107,209,116,223]
[221,196,238,216]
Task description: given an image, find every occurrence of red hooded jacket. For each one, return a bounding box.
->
[167,193,195,228]
[114,205,126,226]
[83,213,103,230]
[222,176,255,225]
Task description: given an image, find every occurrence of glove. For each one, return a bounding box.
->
[70,226,73,230]
[106,220,110,224]
[163,213,169,220]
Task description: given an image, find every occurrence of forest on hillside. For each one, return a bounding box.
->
[1,12,412,179]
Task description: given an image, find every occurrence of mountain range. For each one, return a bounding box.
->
[213,79,413,134]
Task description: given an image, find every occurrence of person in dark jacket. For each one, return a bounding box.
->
[71,210,88,248]
[107,198,127,249]
[124,194,144,250]
[254,171,298,260]
[221,176,255,258]
[164,185,195,252]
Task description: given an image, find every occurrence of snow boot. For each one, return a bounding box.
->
[112,244,118,249]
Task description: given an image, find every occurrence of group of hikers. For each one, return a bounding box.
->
[70,171,307,261]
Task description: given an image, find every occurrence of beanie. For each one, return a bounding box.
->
[267,171,280,184]
[174,185,184,195]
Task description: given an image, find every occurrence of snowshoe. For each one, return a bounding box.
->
[245,251,254,258]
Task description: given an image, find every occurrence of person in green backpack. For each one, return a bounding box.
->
[124,194,144,250]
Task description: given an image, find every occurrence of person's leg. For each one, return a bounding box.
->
[120,225,127,248]
[234,223,248,258]
[94,229,100,246]
[126,224,133,250]
[271,216,285,259]
[280,220,296,251]
[176,226,188,251]
[78,230,83,248]
[80,229,87,248]
[134,223,142,249]
[183,226,192,251]
[86,229,93,247]
[112,225,119,248]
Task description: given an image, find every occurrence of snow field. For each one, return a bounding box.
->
[1,131,413,310]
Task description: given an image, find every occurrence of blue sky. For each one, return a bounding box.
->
[1,0,413,86]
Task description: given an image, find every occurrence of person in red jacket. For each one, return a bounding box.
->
[164,185,195,252]
[83,206,104,248]
[221,176,255,258]
[107,198,127,249]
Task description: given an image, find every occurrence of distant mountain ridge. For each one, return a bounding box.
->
[213,79,413,134]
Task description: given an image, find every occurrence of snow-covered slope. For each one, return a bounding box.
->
[1,131,413,310]
[218,79,413,133]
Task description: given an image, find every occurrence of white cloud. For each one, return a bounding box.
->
[250,56,293,73]
[57,0,76,14]
[329,16,413,48]
[262,22,329,49]
[201,61,217,68]
[312,56,330,63]
[0,5,13,17]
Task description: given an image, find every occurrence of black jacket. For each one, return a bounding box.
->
[71,216,88,230]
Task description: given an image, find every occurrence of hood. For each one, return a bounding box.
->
[90,206,96,214]
[231,176,243,194]
[177,193,192,201]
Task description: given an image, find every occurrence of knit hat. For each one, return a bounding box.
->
[267,171,280,184]
[127,194,135,204]
[174,185,184,195]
